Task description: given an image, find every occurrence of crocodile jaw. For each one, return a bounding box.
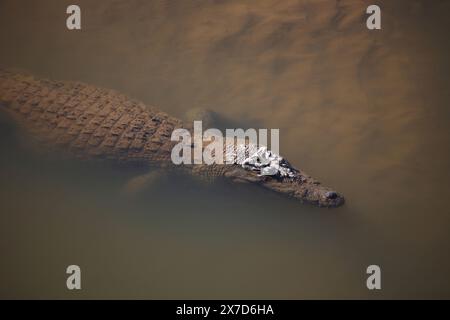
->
[224,166,345,208]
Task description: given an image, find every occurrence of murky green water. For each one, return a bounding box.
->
[1,0,449,298]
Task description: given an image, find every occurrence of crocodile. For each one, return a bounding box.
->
[0,69,344,207]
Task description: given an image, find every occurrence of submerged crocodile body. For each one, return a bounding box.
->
[0,69,344,207]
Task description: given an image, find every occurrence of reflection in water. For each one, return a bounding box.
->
[0,0,450,298]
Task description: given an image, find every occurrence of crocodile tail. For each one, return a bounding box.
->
[0,69,16,106]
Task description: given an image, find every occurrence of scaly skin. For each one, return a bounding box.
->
[0,69,344,207]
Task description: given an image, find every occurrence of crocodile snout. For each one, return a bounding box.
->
[325,191,338,199]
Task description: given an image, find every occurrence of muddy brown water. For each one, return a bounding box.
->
[0,0,449,298]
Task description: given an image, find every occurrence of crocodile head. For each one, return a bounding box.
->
[223,165,345,207]
[222,145,345,208]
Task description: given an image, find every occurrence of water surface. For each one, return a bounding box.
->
[0,0,449,298]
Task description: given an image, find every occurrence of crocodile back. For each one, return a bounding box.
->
[0,69,184,165]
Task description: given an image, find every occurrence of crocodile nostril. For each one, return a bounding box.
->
[325,191,338,199]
